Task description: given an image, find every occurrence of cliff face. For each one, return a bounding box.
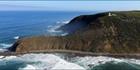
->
[9,11,140,53]
[9,36,87,52]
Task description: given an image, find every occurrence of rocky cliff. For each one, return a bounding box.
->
[9,11,140,53]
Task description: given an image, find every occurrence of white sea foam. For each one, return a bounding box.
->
[0,43,13,48]
[62,20,70,24]
[0,53,85,70]
[14,36,20,39]
[0,48,8,52]
[0,56,4,59]
[61,33,68,36]
[3,56,17,60]
[47,28,62,33]
[20,54,85,70]
[0,43,12,52]
[19,64,36,70]
[71,56,140,69]
[51,60,85,70]
[47,24,63,33]
[0,53,140,70]
[56,20,70,24]
[47,20,69,36]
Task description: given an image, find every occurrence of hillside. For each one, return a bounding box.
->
[9,11,140,53]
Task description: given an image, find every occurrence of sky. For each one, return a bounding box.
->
[0,1,140,11]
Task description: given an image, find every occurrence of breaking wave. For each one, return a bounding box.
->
[0,43,12,48]
[47,20,69,36]
[0,53,140,70]
[14,36,20,40]
[0,43,12,52]
[71,56,140,70]
[0,53,85,70]
[0,48,8,52]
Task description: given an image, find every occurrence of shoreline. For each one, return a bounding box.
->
[0,50,140,59]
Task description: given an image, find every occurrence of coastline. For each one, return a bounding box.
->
[3,11,140,60]
[0,50,140,59]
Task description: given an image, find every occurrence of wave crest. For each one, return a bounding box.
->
[0,53,85,70]
[0,43,12,48]
[47,20,69,36]
[71,56,140,69]
[14,36,20,40]
[0,53,140,70]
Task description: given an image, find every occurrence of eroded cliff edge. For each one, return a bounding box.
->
[9,11,140,53]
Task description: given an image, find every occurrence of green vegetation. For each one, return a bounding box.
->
[9,11,140,53]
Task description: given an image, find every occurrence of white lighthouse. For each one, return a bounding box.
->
[108,12,116,16]
[108,12,112,16]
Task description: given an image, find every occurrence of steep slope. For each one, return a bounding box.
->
[9,11,140,53]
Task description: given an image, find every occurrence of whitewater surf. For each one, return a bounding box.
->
[0,53,140,70]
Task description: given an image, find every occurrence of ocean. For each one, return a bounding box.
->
[0,11,140,70]
[0,53,140,70]
[0,11,93,49]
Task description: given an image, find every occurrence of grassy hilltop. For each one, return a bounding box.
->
[9,11,140,53]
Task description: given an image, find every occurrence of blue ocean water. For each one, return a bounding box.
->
[0,11,140,70]
[0,11,94,48]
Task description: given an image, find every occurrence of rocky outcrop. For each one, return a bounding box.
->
[9,11,140,53]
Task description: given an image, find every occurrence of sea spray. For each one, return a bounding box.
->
[0,43,13,48]
[47,20,69,36]
[0,53,85,70]
[70,56,140,70]
[0,53,140,70]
